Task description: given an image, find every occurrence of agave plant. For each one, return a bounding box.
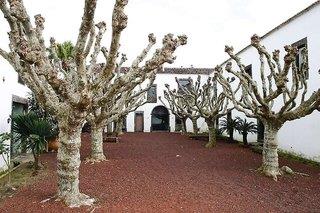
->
[11,113,56,174]
[236,117,258,146]
[219,117,241,142]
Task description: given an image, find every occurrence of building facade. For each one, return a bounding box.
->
[0,61,30,171]
[219,1,320,162]
[125,68,211,133]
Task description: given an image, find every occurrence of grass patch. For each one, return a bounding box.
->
[278,150,320,168]
[0,162,47,202]
[250,145,320,168]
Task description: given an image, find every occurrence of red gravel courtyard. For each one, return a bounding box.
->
[0,132,320,212]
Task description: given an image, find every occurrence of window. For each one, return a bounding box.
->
[177,78,193,94]
[244,64,252,77]
[18,74,25,85]
[292,37,308,79]
[147,84,157,103]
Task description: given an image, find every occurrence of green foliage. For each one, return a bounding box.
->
[0,133,11,171]
[0,133,10,156]
[27,93,58,139]
[236,117,257,135]
[219,117,240,134]
[278,150,320,168]
[219,117,241,141]
[56,41,74,60]
[11,112,54,170]
[235,117,257,145]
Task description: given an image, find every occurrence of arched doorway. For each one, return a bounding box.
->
[151,106,170,131]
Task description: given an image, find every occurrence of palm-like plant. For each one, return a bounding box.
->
[56,41,74,61]
[236,117,258,146]
[11,113,56,174]
[52,41,74,71]
[219,117,241,142]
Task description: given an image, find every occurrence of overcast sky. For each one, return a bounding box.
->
[0,0,316,68]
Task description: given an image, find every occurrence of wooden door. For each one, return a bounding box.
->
[134,112,144,132]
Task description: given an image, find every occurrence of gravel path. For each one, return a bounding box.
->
[0,132,319,212]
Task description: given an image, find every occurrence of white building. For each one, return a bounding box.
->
[125,67,211,133]
[219,1,320,162]
[0,60,30,171]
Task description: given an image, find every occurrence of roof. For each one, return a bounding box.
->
[160,67,213,75]
[220,0,320,67]
[92,64,212,75]
[120,67,212,75]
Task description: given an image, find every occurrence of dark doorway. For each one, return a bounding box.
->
[134,112,144,132]
[151,106,169,131]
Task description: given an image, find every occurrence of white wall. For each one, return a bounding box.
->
[0,59,30,171]
[126,73,209,133]
[219,4,320,162]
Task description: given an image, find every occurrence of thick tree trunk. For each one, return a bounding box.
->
[57,127,94,207]
[205,120,216,148]
[192,118,199,134]
[260,123,281,180]
[89,126,106,162]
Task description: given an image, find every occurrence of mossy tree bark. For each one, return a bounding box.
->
[89,125,106,162]
[205,119,216,148]
[191,118,199,134]
[115,117,124,136]
[57,126,94,207]
[181,117,187,134]
[260,122,282,180]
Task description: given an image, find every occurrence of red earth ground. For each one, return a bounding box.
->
[0,132,319,212]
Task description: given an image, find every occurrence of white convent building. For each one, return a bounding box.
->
[1,1,319,171]
[126,1,320,162]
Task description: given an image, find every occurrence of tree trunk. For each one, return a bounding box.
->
[89,125,106,162]
[260,123,281,180]
[115,117,124,136]
[229,128,234,142]
[57,127,94,207]
[205,120,216,148]
[107,122,112,133]
[192,118,199,134]
[181,117,187,134]
[243,133,248,146]
[33,152,41,175]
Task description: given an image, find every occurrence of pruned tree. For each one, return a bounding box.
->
[160,86,188,133]
[0,0,186,207]
[175,77,201,134]
[176,75,229,148]
[216,34,320,180]
[113,82,153,135]
[87,65,157,162]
